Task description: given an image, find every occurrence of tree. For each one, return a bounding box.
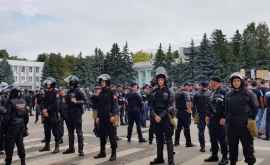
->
[240,22,257,69]
[231,30,242,71]
[193,33,220,81]
[0,58,14,84]
[153,43,166,69]
[255,23,270,69]
[36,53,49,62]
[0,50,10,59]
[41,53,65,85]
[211,29,230,78]
[132,51,152,63]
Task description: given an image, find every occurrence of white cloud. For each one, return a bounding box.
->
[0,0,270,59]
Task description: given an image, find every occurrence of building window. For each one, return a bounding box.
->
[21,66,25,72]
[36,76,40,82]
[35,67,39,73]
[15,76,18,81]
[28,76,33,82]
[21,76,25,81]
[29,67,32,73]
[13,66,18,73]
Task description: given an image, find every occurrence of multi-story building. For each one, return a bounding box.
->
[1,59,44,90]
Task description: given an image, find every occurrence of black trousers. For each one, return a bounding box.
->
[227,123,256,164]
[154,120,174,164]
[5,125,25,162]
[66,116,84,151]
[44,119,61,143]
[99,124,117,151]
[127,111,143,140]
[208,122,228,157]
[197,118,206,148]
[175,113,192,145]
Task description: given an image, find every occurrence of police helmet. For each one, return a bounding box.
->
[229,72,245,89]
[43,77,56,88]
[155,66,168,80]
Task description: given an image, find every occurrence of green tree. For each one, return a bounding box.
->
[0,50,10,59]
[256,23,270,69]
[0,58,14,84]
[211,29,231,78]
[132,51,152,63]
[153,43,166,69]
[194,33,220,81]
[231,30,242,71]
[240,22,257,69]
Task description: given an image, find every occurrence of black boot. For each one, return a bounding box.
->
[167,139,175,165]
[174,129,180,146]
[184,129,194,147]
[139,138,147,143]
[52,142,60,154]
[200,146,206,152]
[21,158,26,165]
[62,148,75,154]
[204,155,219,162]
[150,158,165,165]
[78,142,84,156]
[218,156,228,165]
[5,159,12,165]
[39,143,50,152]
[94,145,106,159]
[109,148,116,161]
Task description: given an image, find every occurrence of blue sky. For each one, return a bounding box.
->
[1,0,270,60]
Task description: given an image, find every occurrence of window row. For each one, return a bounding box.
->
[13,66,40,73]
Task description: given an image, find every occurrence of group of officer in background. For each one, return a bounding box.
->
[0,68,269,165]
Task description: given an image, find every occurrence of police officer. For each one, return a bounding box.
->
[57,89,66,144]
[226,73,258,165]
[63,75,85,156]
[39,77,61,154]
[3,87,26,165]
[0,82,8,155]
[174,83,194,147]
[94,74,118,161]
[205,77,228,165]
[116,85,127,125]
[126,83,146,143]
[149,69,175,165]
[193,81,211,152]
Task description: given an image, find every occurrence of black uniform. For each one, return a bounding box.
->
[174,90,193,146]
[126,91,145,142]
[58,94,68,142]
[193,89,211,150]
[95,87,118,160]
[41,88,61,150]
[150,86,175,165]
[4,96,27,165]
[226,89,258,164]
[65,87,85,154]
[206,87,228,160]
[118,92,127,125]
[0,95,7,154]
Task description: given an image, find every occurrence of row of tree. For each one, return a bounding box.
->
[154,22,270,84]
[39,42,135,87]
[1,21,270,87]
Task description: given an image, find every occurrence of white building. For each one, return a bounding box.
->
[1,59,44,90]
[133,47,189,87]
[133,61,154,87]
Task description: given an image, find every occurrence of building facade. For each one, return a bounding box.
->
[4,60,44,90]
[133,61,154,87]
[133,47,189,87]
